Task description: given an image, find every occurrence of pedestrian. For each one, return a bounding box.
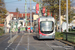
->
[8,27,10,33]
[8,25,11,33]
[30,27,33,33]
[28,27,30,33]
[18,27,20,33]
[25,27,28,33]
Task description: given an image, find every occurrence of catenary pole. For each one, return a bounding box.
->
[66,0,68,32]
[59,0,61,32]
[30,0,32,31]
[25,0,27,27]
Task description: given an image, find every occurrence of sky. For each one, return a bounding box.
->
[4,0,75,13]
[4,0,36,13]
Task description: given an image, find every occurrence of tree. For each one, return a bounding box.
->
[0,0,7,24]
[33,0,71,18]
[33,0,72,31]
[16,8,19,12]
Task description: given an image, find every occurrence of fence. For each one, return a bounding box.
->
[63,32,75,43]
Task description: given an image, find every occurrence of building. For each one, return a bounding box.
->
[4,12,35,33]
[5,12,14,33]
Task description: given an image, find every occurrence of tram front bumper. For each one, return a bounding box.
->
[39,34,55,39]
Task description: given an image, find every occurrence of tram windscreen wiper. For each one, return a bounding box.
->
[41,31,53,34]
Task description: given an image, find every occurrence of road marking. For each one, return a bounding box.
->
[0,37,9,44]
[15,35,23,50]
[44,41,54,50]
[5,47,14,50]
[45,41,51,48]
[5,42,13,50]
[5,35,17,50]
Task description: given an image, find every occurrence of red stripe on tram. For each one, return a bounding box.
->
[38,18,46,36]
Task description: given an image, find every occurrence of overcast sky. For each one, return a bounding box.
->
[4,0,36,13]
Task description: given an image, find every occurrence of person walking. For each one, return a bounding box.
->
[18,27,20,33]
[25,27,27,32]
[28,27,30,33]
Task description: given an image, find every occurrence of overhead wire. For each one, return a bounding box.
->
[5,0,36,4]
[4,0,36,13]
[5,0,21,3]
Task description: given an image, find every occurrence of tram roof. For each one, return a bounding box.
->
[39,16,54,19]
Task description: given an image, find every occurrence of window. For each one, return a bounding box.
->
[40,21,54,33]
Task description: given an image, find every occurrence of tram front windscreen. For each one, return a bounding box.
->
[40,21,54,33]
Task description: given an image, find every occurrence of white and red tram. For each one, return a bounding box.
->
[35,16,55,39]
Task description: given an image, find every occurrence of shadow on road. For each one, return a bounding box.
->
[33,36,54,41]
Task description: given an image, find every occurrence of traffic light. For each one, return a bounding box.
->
[36,3,39,14]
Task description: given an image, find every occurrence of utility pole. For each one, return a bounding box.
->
[59,0,61,32]
[39,0,42,17]
[30,0,32,30]
[66,0,68,32]
[25,0,27,27]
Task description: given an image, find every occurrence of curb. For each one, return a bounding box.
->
[56,39,75,48]
[8,35,18,43]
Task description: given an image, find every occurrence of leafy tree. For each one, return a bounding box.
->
[0,0,7,24]
[33,0,73,23]
[33,0,72,31]
[33,0,71,18]
[16,8,19,12]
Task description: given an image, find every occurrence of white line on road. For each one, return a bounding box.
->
[5,41,13,50]
[5,35,17,50]
[44,41,54,50]
[0,37,9,44]
[15,35,24,50]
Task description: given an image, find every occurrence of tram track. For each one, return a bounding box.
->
[5,33,23,50]
[14,33,28,50]
[15,34,24,50]
[43,40,74,50]
[0,35,9,44]
[44,41,54,50]
[3,33,74,50]
[24,34,75,50]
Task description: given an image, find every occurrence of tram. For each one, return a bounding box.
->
[35,16,55,39]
